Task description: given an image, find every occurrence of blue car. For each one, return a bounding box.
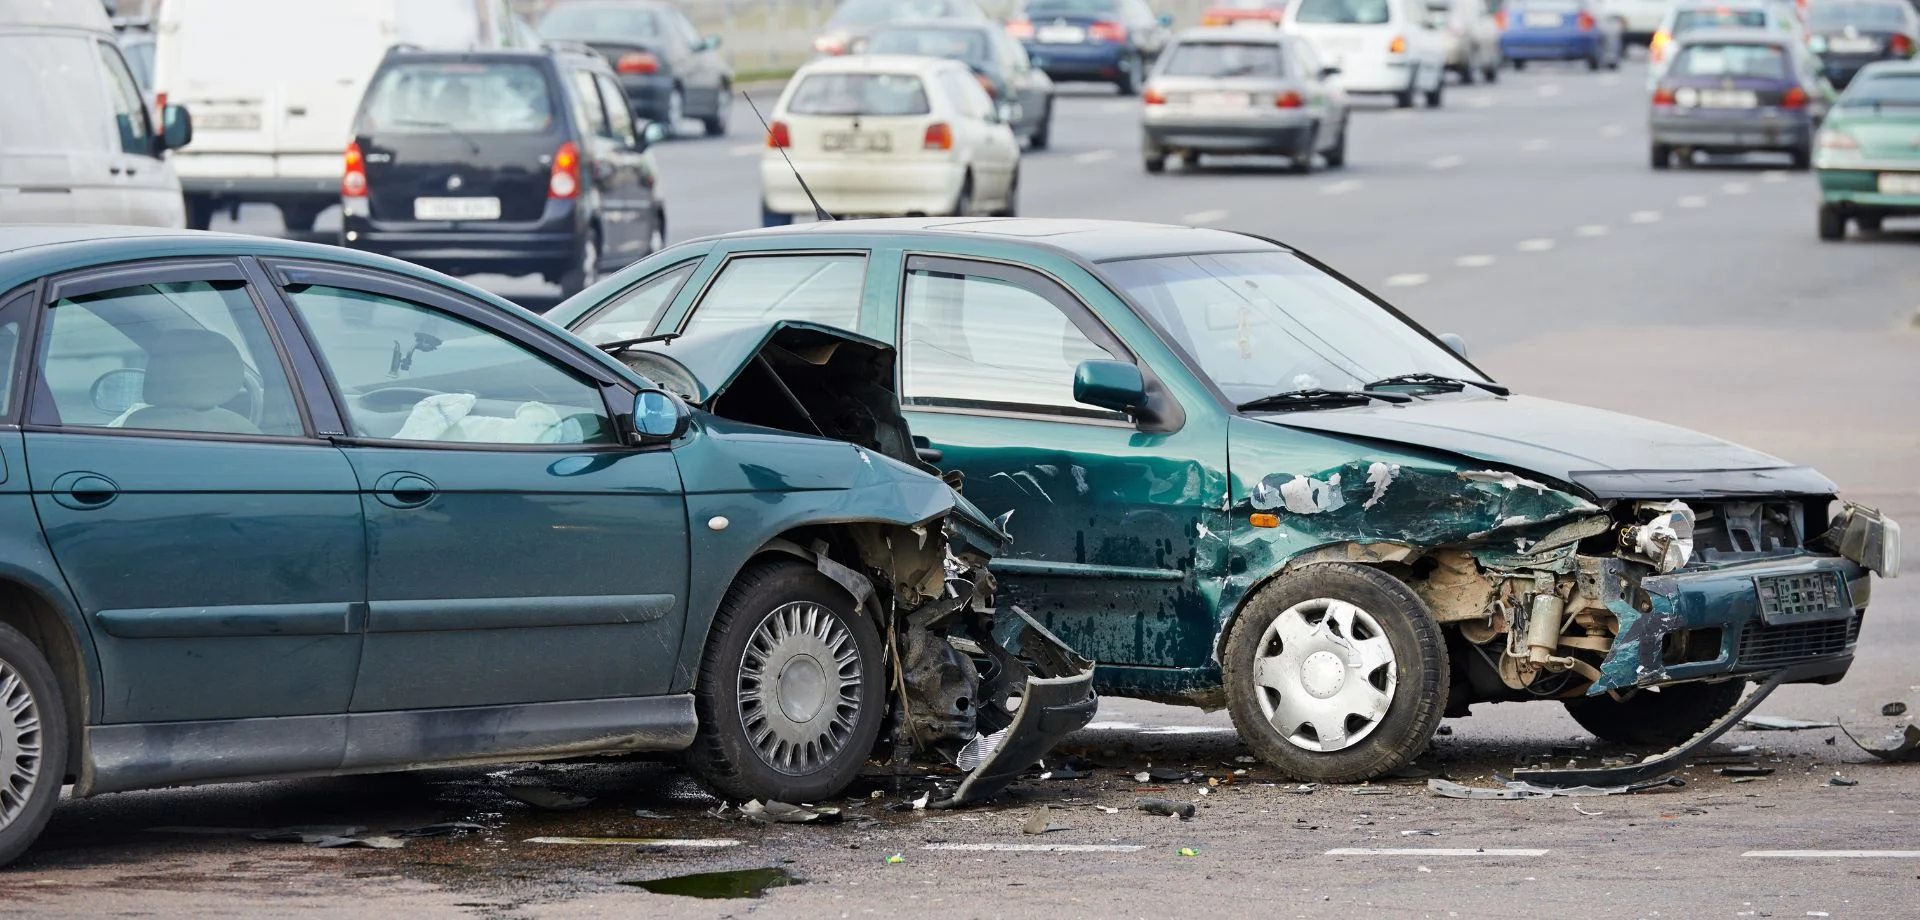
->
[1501,0,1623,70]
[1009,0,1173,95]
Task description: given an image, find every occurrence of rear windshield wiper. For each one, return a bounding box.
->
[1236,388,1412,412]
[393,118,481,156]
[596,332,680,353]
[1364,372,1510,396]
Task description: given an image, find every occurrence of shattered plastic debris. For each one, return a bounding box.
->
[1022,812,1058,835]
[1572,803,1605,816]
[885,853,906,865]
[1882,702,1908,717]
[316,835,405,850]
[1718,765,1775,777]
[1427,777,1682,799]
[1178,847,1200,857]
[1841,723,1920,763]
[1139,798,1197,820]
[1400,829,1441,837]
[1351,788,1394,796]
[392,821,486,839]
[1739,715,1839,731]
[526,837,741,848]
[742,800,843,825]
[249,826,367,844]
[502,786,594,810]
[1827,777,1859,787]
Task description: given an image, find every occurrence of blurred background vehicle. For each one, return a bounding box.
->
[1201,0,1292,27]
[1650,0,1807,81]
[814,0,989,56]
[112,14,153,89]
[0,0,191,227]
[155,0,532,233]
[1141,28,1350,172]
[536,0,735,137]
[1008,0,1175,95]
[1815,59,1920,237]
[760,55,1019,224]
[1499,0,1624,70]
[1649,28,1829,169]
[867,19,1057,148]
[340,44,668,296]
[1284,0,1449,108]
[1805,0,1919,89]
[1424,0,1503,83]
[1598,0,1671,44]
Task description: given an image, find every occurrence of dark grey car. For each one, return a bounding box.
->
[867,20,1059,149]
[1141,29,1351,174]
[1648,28,1833,169]
[538,0,736,137]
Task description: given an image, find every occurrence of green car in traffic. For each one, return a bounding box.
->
[1815,60,1920,238]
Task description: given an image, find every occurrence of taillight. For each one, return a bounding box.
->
[1089,20,1128,43]
[1893,33,1915,56]
[975,71,998,99]
[1275,90,1303,108]
[549,141,580,199]
[616,52,660,74]
[923,122,953,150]
[766,120,790,148]
[813,34,845,55]
[1652,86,1677,105]
[1494,11,1506,28]
[1202,14,1227,25]
[1143,87,1166,105]
[342,141,367,197]
[1006,18,1033,38]
[1782,86,1808,108]
[1389,35,1408,54]
[1577,12,1595,30]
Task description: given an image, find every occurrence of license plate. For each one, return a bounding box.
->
[413,197,501,220]
[1755,571,1843,624]
[1698,89,1758,108]
[1036,25,1085,43]
[1524,12,1564,27]
[1190,92,1252,108]
[821,131,891,152]
[1828,36,1880,53]
[196,111,262,131]
[1878,172,1920,195]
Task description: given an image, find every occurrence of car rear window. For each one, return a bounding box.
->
[1023,0,1121,15]
[538,4,664,38]
[1808,1,1910,30]
[358,61,555,135]
[867,28,993,66]
[830,0,983,27]
[1842,72,1920,105]
[787,72,932,116]
[1293,0,1392,25]
[1161,42,1286,78]
[1670,43,1789,79]
[1512,0,1581,12]
[1673,8,1768,32]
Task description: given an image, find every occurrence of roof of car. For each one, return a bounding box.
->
[1670,26,1794,45]
[796,53,969,75]
[1856,59,1920,76]
[869,17,1001,33]
[0,0,110,31]
[1177,26,1291,43]
[710,217,1279,263]
[382,43,606,66]
[1672,0,1775,12]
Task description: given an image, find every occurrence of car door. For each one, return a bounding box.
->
[594,71,662,260]
[997,30,1051,136]
[22,258,365,726]
[567,68,646,265]
[939,68,1017,203]
[664,8,721,115]
[94,38,183,229]
[264,260,689,712]
[891,255,1227,671]
[0,32,122,224]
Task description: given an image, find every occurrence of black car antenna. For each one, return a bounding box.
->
[742,90,834,222]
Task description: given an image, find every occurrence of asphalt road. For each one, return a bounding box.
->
[12,53,1919,919]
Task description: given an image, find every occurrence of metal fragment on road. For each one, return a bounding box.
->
[501,785,593,810]
[1840,722,1920,762]
[526,837,741,848]
[1881,701,1907,717]
[1740,715,1837,731]
[923,843,1148,853]
[1429,777,1681,799]
[315,835,406,850]
[1139,798,1196,819]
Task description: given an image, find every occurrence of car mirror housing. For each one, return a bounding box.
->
[1319,65,1342,79]
[629,388,691,443]
[160,104,193,152]
[1439,332,1469,359]
[1073,359,1147,415]
[637,120,668,151]
[1158,12,1173,26]
[699,34,721,51]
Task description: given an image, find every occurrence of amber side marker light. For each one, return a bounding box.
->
[1250,513,1280,528]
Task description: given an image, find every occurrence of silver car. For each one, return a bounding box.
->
[1141,29,1351,174]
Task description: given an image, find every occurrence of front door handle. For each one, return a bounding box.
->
[51,471,119,509]
[372,471,437,508]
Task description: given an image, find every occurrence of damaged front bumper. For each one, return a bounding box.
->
[942,607,1097,806]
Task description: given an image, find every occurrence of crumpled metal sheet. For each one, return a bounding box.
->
[1427,776,1683,799]
[1842,723,1920,762]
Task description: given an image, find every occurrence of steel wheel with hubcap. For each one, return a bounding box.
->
[702,86,730,137]
[1224,563,1447,782]
[665,87,684,138]
[558,231,600,297]
[0,623,66,868]
[686,560,886,803]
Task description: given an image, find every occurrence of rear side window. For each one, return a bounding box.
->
[539,4,664,38]
[787,73,932,116]
[358,61,555,135]
[1671,43,1788,79]
[681,254,867,335]
[1162,42,1285,78]
[1293,0,1392,24]
[1843,73,1920,105]
[0,35,109,153]
[1674,8,1768,32]
[1808,1,1910,29]
[570,70,613,139]
[1023,0,1122,15]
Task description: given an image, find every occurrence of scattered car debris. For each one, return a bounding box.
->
[1400,829,1442,836]
[501,786,594,811]
[1718,766,1775,777]
[1435,725,1454,736]
[1178,847,1200,857]
[1352,788,1394,796]
[632,810,673,820]
[249,826,368,844]
[1427,776,1684,799]
[1827,777,1859,787]
[1882,702,1908,717]
[1281,784,1318,795]
[1740,715,1840,731]
[1139,799,1197,819]
[739,800,844,825]
[1022,812,1057,835]
[1841,723,1920,762]
[1572,803,1605,816]
[315,835,405,850]
[391,821,486,839]
[525,837,742,848]
[885,853,906,865]
[1132,767,1191,783]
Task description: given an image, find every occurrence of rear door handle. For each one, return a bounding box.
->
[51,471,119,509]
[372,471,437,508]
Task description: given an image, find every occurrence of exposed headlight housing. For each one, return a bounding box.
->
[1829,502,1902,578]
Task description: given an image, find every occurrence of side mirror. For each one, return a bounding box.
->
[91,367,146,414]
[628,388,691,443]
[698,34,722,51]
[1319,65,1342,78]
[160,104,192,152]
[1030,53,1049,69]
[1073,359,1147,415]
[1158,13,1174,26]
[1439,332,1469,359]
[636,120,667,151]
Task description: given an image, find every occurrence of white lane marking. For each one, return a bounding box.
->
[1138,725,1234,735]
[1455,254,1495,268]
[1745,850,1920,859]
[1074,149,1116,164]
[1322,179,1362,195]
[1521,138,1552,152]
[1601,123,1626,137]
[1722,182,1750,194]
[1517,238,1556,251]
[1762,170,1788,183]
[1384,273,1429,287]
[729,143,762,156]
[1326,848,1550,857]
[1182,209,1230,226]
[927,844,1148,853]
[527,837,740,847]
[1678,195,1709,208]
[1630,210,1662,223]
[1429,155,1464,170]
[1576,224,1609,237]
[1537,84,1562,97]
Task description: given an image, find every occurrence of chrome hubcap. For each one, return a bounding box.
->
[1253,598,1396,753]
[669,91,683,131]
[0,659,42,830]
[582,238,599,286]
[738,602,862,776]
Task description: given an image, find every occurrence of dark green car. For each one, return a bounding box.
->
[552,217,1902,784]
[1814,60,1920,239]
[0,226,1094,867]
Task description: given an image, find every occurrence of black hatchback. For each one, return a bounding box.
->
[341,44,668,297]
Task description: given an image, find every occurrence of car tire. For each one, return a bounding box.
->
[1790,142,1813,171]
[0,621,68,869]
[1457,61,1475,85]
[1030,99,1053,151]
[1144,153,1166,173]
[951,174,975,216]
[1484,60,1500,83]
[1223,563,1448,783]
[1562,680,1745,748]
[991,167,1018,216]
[1291,125,1317,174]
[1650,143,1672,169]
[1396,67,1418,108]
[558,229,600,298]
[1425,73,1444,109]
[664,86,685,139]
[1116,53,1143,96]
[1589,51,1602,71]
[684,559,888,805]
[1513,58,1528,70]
[1818,204,1846,240]
[184,195,216,231]
[702,84,731,137]
[1323,118,1347,169]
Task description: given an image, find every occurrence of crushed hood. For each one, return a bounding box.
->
[622,320,898,407]
[1264,394,1836,499]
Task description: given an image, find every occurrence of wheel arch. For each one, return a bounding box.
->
[1212,540,1424,664]
[0,570,96,783]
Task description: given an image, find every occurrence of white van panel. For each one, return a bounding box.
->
[0,32,123,224]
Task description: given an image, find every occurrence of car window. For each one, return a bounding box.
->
[1162,42,1286,78]
[1023,0,1122,16]
[1670,43,1789,79]
[121,38,155,89]
[569,70,614,139]
[787,73,933,116]
[0,294,27,423]
[1294,0,1392,24]
[0,35,110,153]
[284,285,614,445]
[575,262,698,344]
[868,28,995,67]
[1840,72,1920,106]
[1808,1,1910,29]
[900,268,1120,416]
[682,254,867,334]
[539,4,664,38]
[940,69,986,118]
[1673,7,1768,32]
[96,41,152,156]
[830,0,986,27]
[33,281,304,437]
[595,73,639,146]
[358,61,556,134]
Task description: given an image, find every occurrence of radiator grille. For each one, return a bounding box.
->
[1737,614,1861,668]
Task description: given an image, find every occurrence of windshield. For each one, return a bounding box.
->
[1671,42,1789,78]
[1023,0,1122,15]
[786,72,932,116]
[1294,0,1392,25]
[1840,71,1920,105]
[1808,2,1910,29]
[830,0,984,27]
[866,28,993,66]
[1674,8,1768,31]
[1162,42,1286,77]
[538,4,663,39]
[1099,251,1486,404]
[358,62,554,134]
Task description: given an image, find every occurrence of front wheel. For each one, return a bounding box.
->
[1562,681,1745,748]
[685,560,887,804]
[0,622,68,869]
[1223,563,1448,783]
[701,85,731,137]
[1115,54,1142,96]
[1395,67,1419,108]
[1650,142,1672,170]
[1818,204,1847,240]
[1323,118,1348,169]
[1425,74,1444,109]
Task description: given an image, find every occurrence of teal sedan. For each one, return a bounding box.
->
[553,217,1901,785]
[1815,60,1920,239]
[0,226,1093,867]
